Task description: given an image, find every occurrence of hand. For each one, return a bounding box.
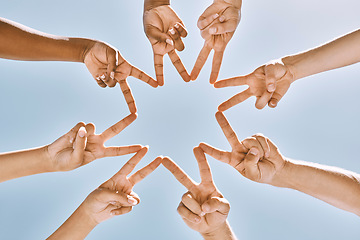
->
[46,113,142,172]
[215,59,294,111]
[143,5,190,86]
[191,0,241,84]
[199,111,286,185]
[162,147,230,236]
[83,41,158,113]
[81,147,162,224]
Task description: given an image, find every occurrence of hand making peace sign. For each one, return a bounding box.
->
[47,113,142,172]
[162,147,235,238]
[191,0,242,84]
[84,42,158,113]
[143,3,190,86]
[199,111,286,184]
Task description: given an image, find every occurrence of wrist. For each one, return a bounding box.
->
[144,0,170,11]
[48,204,97,240]
[216,0,242,9]
[270,158,297,188]
[201,221,235,240]
[282,53,310,83]
[68,38,96,63]
[76,203,99,229]
[39,145,55,173]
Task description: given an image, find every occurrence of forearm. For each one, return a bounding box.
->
[144,0,170,11]
[0,146,51,183]
[0,17,95,62]
[274,159,360,216]
[47,204,97,240]
[282,29,360,81]
[201,221,238,240]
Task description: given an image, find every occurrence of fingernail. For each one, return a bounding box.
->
[249,149,258,155]
[78,127,86,138]
[110,71,115,79]
[169,28,175,35]
[128,196,138,205]
[199,211,206,217]
[209,27,217,34]
[100,74,106,80]
[268,84,275,92]
[194,216,201,223]
[166,39,174,46]
[219,15,226,22]
[174,23,179,28]
[96,77,101,81]
[270,101,277,107]
[212,13,219,19]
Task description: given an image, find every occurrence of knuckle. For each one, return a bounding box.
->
[122,89,131,95]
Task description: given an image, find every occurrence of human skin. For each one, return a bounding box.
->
[0,113,142,183]
[190,0,242,84]
[143,0,190,86]
[0,17,157,113]
[215,29,360,111]
[48,147,163,239]
[162,147,237,240]
[200,111,360,216]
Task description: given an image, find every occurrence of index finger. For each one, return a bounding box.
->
[100,113,137,142]
[118,80,137,114]
[218,88,252,112]
[215,112,245,151]
[128,156,162,185]
[190,44,211,81]
[193,147,213,183]
[154,53,164,86]
[117,147,149,176]
[209,50,224,84]
[162,157,196,190]
[168,50,190,82]
[130,66,158,88]
[214,76,248,88]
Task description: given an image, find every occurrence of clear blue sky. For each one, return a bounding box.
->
[0,0,359,239]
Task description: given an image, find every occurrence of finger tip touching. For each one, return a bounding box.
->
[215,110,225,120]
[190,70,199,81]
[198,142,207,150]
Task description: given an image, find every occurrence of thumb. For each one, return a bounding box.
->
[146,25,174,46]
[241,148,261,181]
[201,197,230,215]
[72,126,87,166]
[264,64,278,93]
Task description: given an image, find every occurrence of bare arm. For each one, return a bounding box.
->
[48,149,162,240]
[47,204,97,240]
[0,147,50,183]
[274,159,360,216]
[0,114,142,183]
[201,112,360,216]
[0,17,94,62]
[215,29,360,110]
[283,29,360,81]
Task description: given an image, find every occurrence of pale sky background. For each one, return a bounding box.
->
[0,0,360,239]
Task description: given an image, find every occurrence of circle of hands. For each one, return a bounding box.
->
[49,0,297,237]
